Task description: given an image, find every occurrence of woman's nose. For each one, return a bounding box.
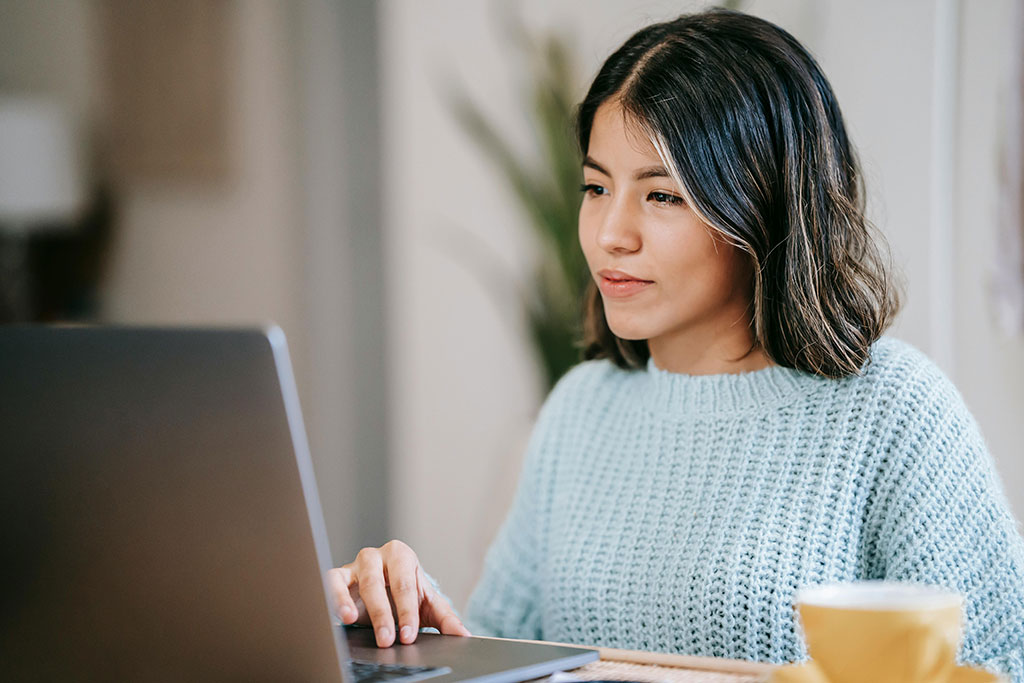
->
[595,199,642,253]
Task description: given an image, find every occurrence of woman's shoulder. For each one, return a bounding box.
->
[554,356,631,388]
[517,359,633,470]
[860,335,960,404]
[535,357,638,421]
[861,334,932,375]
[545,357,633,402]
[857,335,979,442]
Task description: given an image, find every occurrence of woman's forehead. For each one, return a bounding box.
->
[588,101,663,166]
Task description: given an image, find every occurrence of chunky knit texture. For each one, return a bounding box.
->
[461,337,1024,681]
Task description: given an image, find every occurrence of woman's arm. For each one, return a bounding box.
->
[461,468,545,639]
[876,374,1024,682]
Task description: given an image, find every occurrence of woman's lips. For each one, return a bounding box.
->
[598,275,653,298]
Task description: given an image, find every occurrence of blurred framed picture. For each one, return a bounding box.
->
[99,0,230,183]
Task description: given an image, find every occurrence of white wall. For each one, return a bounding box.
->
[381,0,1024,610]
[99,1,304,360]
[954,0,1024,506]
[381,0,560,612]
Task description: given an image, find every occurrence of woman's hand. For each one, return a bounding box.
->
[327,540,471,648]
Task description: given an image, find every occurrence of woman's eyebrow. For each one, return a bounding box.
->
[583,156,670,180]
[634,166,671,180]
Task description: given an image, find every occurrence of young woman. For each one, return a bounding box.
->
[329,9,1024,680]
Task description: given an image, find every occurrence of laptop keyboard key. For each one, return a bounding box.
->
[348,659,451,683]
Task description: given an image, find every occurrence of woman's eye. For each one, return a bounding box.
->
[649,191,684,206]
[579,183,606,197]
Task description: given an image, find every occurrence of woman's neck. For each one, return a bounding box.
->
[647,324,772,376]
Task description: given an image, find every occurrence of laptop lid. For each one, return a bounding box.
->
[0,325,599,683]
[0,325,348,680]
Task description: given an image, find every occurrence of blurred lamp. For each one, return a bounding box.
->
[0,97,85,321]
[0,97,84,227]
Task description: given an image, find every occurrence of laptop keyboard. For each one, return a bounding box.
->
[348,660,452,683]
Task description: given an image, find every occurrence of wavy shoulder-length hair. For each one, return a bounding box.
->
[576,8,901,379]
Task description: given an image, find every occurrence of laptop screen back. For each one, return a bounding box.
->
[0,326,347,681]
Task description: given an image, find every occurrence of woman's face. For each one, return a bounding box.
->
[578,100,757,369]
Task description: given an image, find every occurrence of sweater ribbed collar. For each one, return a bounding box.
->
[645,356,822,415]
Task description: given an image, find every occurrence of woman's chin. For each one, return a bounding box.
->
[606,322,650,342]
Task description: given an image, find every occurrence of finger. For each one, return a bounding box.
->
[423,585,471,636]
[354,549,396,647]
[326,567,360,624]
[382,541,421,644]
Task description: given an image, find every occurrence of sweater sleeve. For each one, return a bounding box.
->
[462,362,589,639]
[877,370,1024,682]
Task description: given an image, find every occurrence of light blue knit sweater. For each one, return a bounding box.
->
[460,337,1024,681]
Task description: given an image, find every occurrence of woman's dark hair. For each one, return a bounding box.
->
[576,8,902,379]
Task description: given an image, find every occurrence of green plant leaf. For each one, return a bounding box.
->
[441,30,591,391]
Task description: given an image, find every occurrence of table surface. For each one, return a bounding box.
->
[566,658,767,683]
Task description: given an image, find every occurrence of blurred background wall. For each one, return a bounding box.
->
[0,0,389,565]
[1,0,1022,613]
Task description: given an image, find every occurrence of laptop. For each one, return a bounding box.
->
[0,325,598,681]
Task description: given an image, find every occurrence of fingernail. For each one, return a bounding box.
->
[400,626,413,642]
[377,626,391,645]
